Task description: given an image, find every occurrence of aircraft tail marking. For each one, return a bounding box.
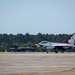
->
[63,33,75,44]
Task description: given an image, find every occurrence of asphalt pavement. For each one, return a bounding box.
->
[0,52,75,75]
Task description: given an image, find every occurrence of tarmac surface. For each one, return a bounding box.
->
[0,52,75,75]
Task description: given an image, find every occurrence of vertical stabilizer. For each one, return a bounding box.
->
[68,33,75,44]
[63,33,75,44]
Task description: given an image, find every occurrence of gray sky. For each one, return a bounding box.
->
[0,0,75,34]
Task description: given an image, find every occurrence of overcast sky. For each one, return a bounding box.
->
[0,0,75,34]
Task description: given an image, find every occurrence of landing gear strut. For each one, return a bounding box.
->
[46,50,48,53]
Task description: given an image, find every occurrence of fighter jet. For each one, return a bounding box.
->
[34,33,75,53]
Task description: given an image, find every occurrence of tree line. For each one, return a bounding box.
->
[0,33,72,52]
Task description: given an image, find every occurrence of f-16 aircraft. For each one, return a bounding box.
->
[34,33,75,53]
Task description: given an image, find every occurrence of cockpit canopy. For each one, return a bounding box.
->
[40,41,49,44]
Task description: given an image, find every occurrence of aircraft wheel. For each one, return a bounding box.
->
[61,50,64,53]
[55,50,58,53]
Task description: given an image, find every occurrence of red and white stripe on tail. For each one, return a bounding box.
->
[63,33,75,44]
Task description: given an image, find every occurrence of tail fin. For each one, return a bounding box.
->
[63,33,75,44]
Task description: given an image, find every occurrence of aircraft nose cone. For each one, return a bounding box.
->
[32,44,38,47]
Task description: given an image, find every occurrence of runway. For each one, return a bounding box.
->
[0,52,75,75]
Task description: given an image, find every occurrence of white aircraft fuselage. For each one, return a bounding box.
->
[36,41,74,49]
